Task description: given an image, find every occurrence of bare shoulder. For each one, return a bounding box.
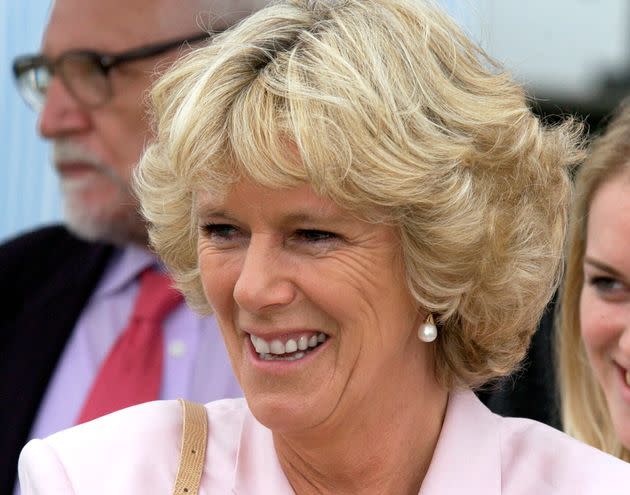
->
[499,416,630,493]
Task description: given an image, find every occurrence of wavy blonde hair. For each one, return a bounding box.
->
[136,0,584,388]
[558,99,630,461]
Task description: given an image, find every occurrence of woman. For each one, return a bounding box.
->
[559,99,630,462]
[19,0,630,493]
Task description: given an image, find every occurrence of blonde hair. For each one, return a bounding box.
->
[558,99,630,461]
[136,0,584,388]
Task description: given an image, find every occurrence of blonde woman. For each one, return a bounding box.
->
[19,1,630,493]
[559,99,630,462]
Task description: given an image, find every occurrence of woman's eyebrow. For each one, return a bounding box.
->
[583,257,625,279]
[195,205,350,225]
[195,205,235,221]
[280,211,348,225]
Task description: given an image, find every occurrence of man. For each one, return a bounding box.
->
[0,0,266,492]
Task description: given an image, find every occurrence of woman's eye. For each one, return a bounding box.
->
[588,276,626,294]
[201,223,240,241]
[294,229,339,243]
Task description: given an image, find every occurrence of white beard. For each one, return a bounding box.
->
[54,140,147,246]
[61,176,147,246]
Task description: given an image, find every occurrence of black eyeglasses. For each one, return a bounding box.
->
[12,32,212,111]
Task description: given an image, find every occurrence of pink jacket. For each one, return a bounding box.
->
[18,391,630,494]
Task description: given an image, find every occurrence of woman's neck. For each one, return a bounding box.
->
[273,379,448,495]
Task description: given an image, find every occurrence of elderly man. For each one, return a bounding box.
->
[0,0,266,492]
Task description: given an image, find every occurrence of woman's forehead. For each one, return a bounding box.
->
[195,180,340,216]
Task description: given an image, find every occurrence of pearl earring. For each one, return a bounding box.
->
[418,313,437,343]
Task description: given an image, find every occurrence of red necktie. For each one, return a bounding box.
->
[76,269,183,424]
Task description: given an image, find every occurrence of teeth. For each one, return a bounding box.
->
[626,370,630,387]
[249,334,270,354]
[250,332,328,361]
[260,352,306,361]
[270,340,285,355]
[259,339,271,354]
[285,339,298,353]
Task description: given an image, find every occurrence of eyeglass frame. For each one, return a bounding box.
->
[12,32,213,110]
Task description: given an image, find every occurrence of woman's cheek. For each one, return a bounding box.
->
[580,288,606,356]
[580,286,622,369]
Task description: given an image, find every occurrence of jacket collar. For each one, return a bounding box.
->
[419,390,501,494]
[232,407,295,494]
[232,390,501,494]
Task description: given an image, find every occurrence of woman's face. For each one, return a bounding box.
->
[196,179,433,432]
[580,173,630,449]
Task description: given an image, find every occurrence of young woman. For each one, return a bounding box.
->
[559,99,630,462]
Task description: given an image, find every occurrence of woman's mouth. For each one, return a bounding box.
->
[615,362,630,388]
[249,332,328,362]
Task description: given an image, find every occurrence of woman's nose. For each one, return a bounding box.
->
[233,237,296,313]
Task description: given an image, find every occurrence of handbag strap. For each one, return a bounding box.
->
[173,399,208,495]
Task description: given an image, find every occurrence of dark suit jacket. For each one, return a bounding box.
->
[0,225,113,493]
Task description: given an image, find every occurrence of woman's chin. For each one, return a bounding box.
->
[236,336,338,431]
[244,391,329,434]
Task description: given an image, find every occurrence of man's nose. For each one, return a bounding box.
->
[38,77,91,139]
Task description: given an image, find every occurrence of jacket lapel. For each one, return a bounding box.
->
[419,390,502,494]
[0,227,112,494]
[232,409,295,494]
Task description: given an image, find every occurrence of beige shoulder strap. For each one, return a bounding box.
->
[173,399,208,495]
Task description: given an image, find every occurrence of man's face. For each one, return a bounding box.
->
[37,0,267,245]
[39,0,183,245]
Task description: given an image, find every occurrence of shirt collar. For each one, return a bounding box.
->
[93,245,159,297]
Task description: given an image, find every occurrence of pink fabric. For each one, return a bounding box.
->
[76,269,183,424]
[18,391,630,494]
